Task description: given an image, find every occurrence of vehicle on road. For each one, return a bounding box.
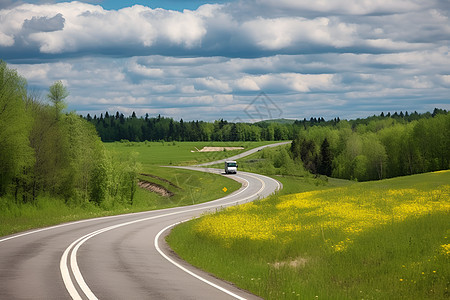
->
[224,160,238,174]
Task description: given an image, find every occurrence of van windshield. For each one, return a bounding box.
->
[226,162,237,167]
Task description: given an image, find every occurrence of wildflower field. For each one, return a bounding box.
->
[167,170,450,299]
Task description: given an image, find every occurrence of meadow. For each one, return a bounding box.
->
[167,170,450,299]
[103,140,274,167]
[1,141,273,237]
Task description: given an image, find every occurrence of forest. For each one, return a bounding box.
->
[85,109,444,143]
[0,61,138,207]
[289,111,449,181]
[86,112,292,142]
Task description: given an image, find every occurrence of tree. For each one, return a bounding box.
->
[47,80,69,117]
[362,134,387,180]
[0,61,34,197]
[318,138,332,176]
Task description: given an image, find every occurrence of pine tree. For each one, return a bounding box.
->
[318,138,332,176]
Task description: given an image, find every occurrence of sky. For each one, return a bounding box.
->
[0,0,449,122]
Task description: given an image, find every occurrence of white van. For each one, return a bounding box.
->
[224,161,238,174]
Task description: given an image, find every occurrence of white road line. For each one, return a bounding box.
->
[0,218,110,244]
[153,174,268,300]
[155,222,247,300]
[0,207,169,244]
[60,175,258,299]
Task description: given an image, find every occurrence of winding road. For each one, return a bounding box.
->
[0,142,289,299]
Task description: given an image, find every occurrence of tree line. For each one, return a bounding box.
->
[0,61,138,207]
[290,110,449,181]
[86,113,293,142]
[86,109,444,144]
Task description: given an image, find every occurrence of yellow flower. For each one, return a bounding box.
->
[193,181,449,253]
[440,244,450,256]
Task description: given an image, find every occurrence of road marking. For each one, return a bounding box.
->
[0,208,169,244]
[0,218,112,244]
[154,174,267,300]
[60,175,264,300]
[155,222,247,300]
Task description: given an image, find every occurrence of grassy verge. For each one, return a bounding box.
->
[167,170,450,299]
[0,166,240,237]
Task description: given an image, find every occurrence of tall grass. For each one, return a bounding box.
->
[167,170,450,299]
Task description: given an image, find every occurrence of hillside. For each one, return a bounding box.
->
[168,170,450,299]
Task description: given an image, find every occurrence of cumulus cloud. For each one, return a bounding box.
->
[22,13,65,32]
[0,2,208,55]
[2,0,449,120]
[0,31,14,46]
[240,17,357,51]
[1,0,446,58]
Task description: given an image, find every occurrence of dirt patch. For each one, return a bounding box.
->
[270,257,308,269]
[192,146,244,152]
[140,173,181,189]
[138,180,174,197]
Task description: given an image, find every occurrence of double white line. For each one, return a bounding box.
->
[59,174,269,300]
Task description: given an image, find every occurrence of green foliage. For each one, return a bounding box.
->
[106,151,140,206]
[317,138,332,176]
[89,161,108,205]
[237,145,307,178]
[0,61,34,196]
[86,112,292,142]
[47,80,68,115]
[0,62,138,208]
[291,112,449,181]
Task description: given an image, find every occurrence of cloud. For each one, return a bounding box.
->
[0,2,207,55]
[22,13,65,32]
[0,31,14,46]
[1,0,446,58]
[234,76,260,91]
[246,0,428,16]
[128,61,164,78]
[195,76,232,93]
[240,17,357,51]
[2,0,449,121]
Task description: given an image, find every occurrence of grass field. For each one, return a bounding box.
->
[167,170,450,299]
[104,140,274,209]
[0,141,268,237]
[104,140,274,168]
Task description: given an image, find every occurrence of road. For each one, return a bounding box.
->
[196,141,291,166]
[0,143,288,299]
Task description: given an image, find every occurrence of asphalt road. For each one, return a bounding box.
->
[196,141,291,167]
[0,143,287,299]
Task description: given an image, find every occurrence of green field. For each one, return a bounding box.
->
[103,140,276,207]
[167,170,450,299]
[0,141,270,237]
[104,140,274,167]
